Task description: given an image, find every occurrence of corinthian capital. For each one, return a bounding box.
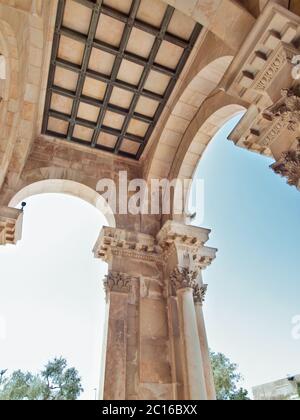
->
[271,143,300,187]
[193,284,208,305]
[170,267,198,292]
[263,86,300,132]
[104,271,132,294]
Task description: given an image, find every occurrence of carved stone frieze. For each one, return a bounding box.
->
[252,44,295,93]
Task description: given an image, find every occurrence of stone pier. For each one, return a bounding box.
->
[94,221,217,400]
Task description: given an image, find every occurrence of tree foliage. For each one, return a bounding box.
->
[210,351,250,400]
[0,357,83,400]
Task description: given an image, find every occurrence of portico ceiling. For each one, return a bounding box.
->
[42,0,202,160]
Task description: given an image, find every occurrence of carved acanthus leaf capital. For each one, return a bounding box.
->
[170,267,198,292]
[104,271,132,294]
[271,141,300,187]
[263,86,300,131]
[193,284,208,305]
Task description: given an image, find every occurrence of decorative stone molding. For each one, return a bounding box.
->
[271,143,300,187]
[170,267,198,292]
[193,284,208,305]
[0,206,23,246]
[93,226,161,263]
[227,4,300,164]
[94,222,217,271]
[157,220,217,270]
[263,86,300,132]
[104,271,132,294]
[252,43,296,93]
[258,118,288,148]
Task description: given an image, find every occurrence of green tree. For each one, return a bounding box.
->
[0,357,83,400]
[210,351,250,400]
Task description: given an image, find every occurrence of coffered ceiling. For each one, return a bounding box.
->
[42,0,202,159]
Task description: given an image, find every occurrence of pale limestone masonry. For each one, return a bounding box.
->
[1,0,300,401]
[0,205,22,245]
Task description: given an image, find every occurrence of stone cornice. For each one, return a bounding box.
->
[157,220,211,248]
[226,4,300,160]
[0,206,23,246]
[93,226,161,263]
[94,222,217,269]
[157,221,217,270]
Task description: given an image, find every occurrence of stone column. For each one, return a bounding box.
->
[157,220,217,401]
[0,206,23,245]
[194,283,217,400]
[171,267,207,400]
[101,271,131,400]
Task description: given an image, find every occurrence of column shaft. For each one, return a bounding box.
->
[103,291,128,400]
[194,301,216,400]
[177,288,207,400]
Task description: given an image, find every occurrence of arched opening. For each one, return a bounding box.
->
[0,181,116,399]
[187,113,300,396]
[172,104,246,220]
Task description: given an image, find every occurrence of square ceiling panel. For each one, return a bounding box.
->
[88,49,115,75]
[42,0,202,159]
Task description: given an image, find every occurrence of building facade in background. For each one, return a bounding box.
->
[253,375,300,400]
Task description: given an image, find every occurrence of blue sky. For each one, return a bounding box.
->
[0,114,300,399]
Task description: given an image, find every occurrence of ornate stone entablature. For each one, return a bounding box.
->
[251,43,297,95]
[170,267,198,292]
[193,284,208,305]
[93,226,161,263]
[271,142,300,187]
[157,221,217,270]
[94,222,218,268]
[0,206,23,246]
[227,3,300,163]
[104,271,132,294]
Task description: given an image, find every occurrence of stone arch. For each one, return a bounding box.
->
[146,56,234,182]
[0,0,53,197]
[0,19,20,189]
[9,179,116,228]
